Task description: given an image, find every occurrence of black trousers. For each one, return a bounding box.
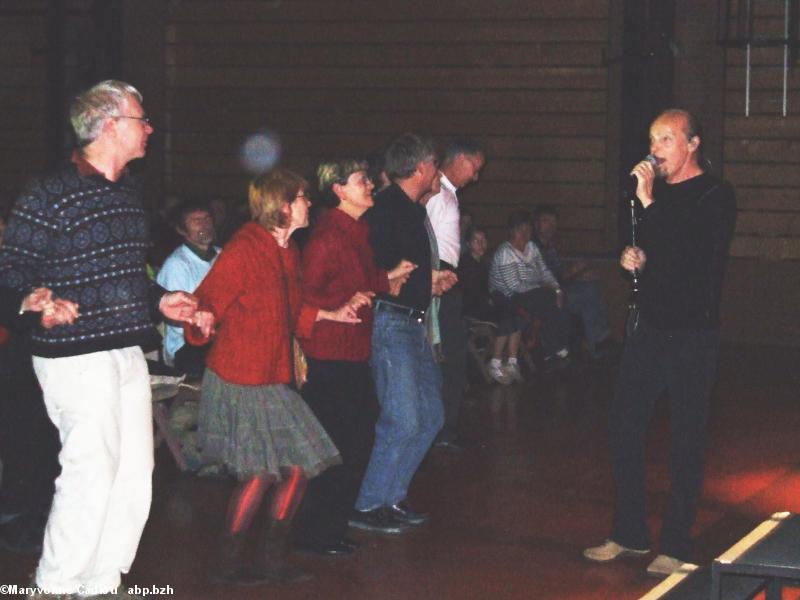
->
[609,320,720,561]
[294,358,379,543]
[436,287,468,444]
[509,287,570,358]
[173,342,209,379]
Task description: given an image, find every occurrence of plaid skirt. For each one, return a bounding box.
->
[198,368,341,480]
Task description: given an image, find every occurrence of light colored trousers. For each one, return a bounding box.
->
[32,346,153,595]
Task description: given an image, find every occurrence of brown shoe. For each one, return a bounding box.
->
[583,539,649,562]
[646,554,694,578]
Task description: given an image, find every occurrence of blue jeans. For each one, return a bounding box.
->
[355,309,444,510]
[564,280,610,355]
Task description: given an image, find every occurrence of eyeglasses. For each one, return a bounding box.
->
[114,115,151,125]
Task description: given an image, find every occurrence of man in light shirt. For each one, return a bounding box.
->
[425,139,484,449]
[157,201,220,377]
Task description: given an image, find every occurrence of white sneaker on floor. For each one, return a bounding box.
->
[583,539,649,562]
[646,554,689,578]
[488,362,511,385]
[505,361,523,383]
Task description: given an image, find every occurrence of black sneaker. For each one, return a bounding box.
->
[348,507,409,535]
[387,501,430,526]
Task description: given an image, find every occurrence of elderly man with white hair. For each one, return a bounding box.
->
[0,80,206,599]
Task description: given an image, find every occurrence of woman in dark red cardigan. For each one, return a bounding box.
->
[292,160,413,556]
[185,168,370,585]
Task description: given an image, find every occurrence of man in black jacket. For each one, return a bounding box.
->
[583,109,737,578]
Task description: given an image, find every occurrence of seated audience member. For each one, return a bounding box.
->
[156,201,220,377]
[458,225,522,384]
[489,210,570,370]
[532,205,612,358]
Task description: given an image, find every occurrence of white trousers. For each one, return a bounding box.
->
[32,347,154,595]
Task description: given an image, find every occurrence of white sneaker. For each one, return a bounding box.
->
[505,361,523,383]
[583,539,649,562]
[646,554,688,578]
[488,362,511,385]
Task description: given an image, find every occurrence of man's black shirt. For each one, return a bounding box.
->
[364,183,432,311]
[638,172,736,330]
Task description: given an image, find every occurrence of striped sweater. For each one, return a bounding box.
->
[488,240,561,298]
[0,156,165,358]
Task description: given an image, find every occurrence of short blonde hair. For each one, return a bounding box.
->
[248,168,308,230]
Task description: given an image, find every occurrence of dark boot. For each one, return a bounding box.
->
[249,517,312,584]
[211,529,250,584]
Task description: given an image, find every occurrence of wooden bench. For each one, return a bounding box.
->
[711,511,800,600]
[639,511,800,600]
[151,375,201,472]
[639,564,766,599]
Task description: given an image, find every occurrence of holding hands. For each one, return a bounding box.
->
[387,259,417,296]
[159,291,200,322]
[432,269,457,296]
[163,290,216,339]
[190,310,216,339]
[21,287,80,328]
[320,291,375,324]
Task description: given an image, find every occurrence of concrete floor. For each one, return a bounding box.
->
[3,343,800,599]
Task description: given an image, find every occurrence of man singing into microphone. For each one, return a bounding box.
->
[583,109,736,577]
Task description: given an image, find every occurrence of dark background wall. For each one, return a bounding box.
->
[1,0,798,345]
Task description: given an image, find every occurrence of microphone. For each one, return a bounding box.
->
[630,154,657,183]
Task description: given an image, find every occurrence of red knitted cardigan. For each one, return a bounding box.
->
[300,207,388,361]
[185,222,317,385]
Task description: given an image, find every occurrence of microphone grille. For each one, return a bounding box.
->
[645,154,657,165]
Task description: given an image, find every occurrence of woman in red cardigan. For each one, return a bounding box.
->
[185,168,370,585]
[292,160,414,556]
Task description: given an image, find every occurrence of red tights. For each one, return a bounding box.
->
[225,466,307,534]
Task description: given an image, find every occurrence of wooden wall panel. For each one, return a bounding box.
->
[1,1,797,343]
[164,0,611,251]
[167,21,609,45]
[168,43,605,68]
[722,6,800,261]
[167,0,609,21]
[0,7,47,202]
[0,0,95,204]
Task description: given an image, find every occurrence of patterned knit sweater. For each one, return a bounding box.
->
[0,157,165,358]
